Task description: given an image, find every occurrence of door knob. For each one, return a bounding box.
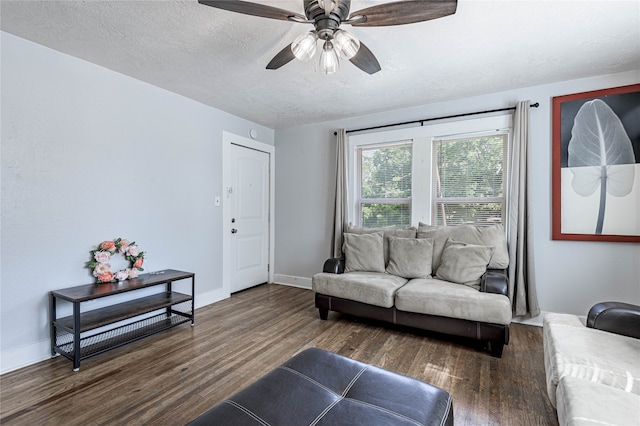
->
[231,228,238,234]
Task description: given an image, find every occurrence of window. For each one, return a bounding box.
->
[432,134,508,225]
[357,144,412,227]
[349,115,512,227]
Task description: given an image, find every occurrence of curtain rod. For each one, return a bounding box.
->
[334,102,539,135]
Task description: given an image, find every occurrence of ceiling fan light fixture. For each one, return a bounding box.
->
[318,40,339,74]
[291,31,318,62]
[333,29,360,59]
[198,0,458,75]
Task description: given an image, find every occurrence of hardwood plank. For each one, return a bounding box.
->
[0,284,558,425]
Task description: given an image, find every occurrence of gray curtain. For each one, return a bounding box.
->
[332,129,349,258]
[508,101,540,317]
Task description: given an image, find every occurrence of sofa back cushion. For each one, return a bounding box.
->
[385,236,434,279]
[343,232,386,273]
[347,226,417,266]
[417,223,509,271]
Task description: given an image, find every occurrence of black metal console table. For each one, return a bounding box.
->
[49,269,195,371]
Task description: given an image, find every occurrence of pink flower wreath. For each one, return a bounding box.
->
[87,238,145,283]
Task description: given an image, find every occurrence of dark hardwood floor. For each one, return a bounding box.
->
[0,284,557,425]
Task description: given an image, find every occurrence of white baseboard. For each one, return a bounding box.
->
[196,288,229,309]
[273,274,312,290]
[1,338,52,375]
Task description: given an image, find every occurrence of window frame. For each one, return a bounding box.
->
[347,114,513,228]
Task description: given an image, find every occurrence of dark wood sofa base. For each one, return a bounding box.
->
[316,293,509,357]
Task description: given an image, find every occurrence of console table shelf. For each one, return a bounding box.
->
[55,292,193,332]
[57,313,189,360]
[50,269,195,371]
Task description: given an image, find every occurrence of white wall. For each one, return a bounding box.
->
[274,69,640,318]
[0,32,274,373]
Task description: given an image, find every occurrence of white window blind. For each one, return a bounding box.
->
[432,134,508,225]
[357,144,412,227]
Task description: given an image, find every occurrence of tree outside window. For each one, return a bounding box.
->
[358,144,412,227]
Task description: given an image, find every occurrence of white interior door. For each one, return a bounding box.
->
[230,144,270,293]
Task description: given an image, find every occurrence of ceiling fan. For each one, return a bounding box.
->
[198,0,457,75]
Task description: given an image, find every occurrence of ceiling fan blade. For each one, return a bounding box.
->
[350,0,457,27]
[349,42,381,75]
[266,44,296,70]
[198,0,305,22]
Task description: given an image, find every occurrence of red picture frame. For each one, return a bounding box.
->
[552,84,640,242]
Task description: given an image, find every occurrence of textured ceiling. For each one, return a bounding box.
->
[1,0,639,129]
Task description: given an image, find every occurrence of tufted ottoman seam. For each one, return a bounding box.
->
[343,398,426,426]
[278,366,342,396]
[223,400,270,425]
[343,366,369,395]
[309,398,342,426]
[439,395,453,426]
[307,366,369,426]
[278,365,369,398]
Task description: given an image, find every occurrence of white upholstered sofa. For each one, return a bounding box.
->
[312,223,513,357]
[544,302,640,425]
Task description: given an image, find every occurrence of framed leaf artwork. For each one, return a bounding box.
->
[552,84,640,242]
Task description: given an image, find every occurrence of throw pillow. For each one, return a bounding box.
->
[343,232,385,273]
[435,238,495,287]
[347,226,417,265]
[386,236,434,279]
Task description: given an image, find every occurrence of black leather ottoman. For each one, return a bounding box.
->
[187,347,453,426]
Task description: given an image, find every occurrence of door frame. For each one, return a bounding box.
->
[222,131,275,297]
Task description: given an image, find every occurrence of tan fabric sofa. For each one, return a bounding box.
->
[543,302,640,425]
[312,224,513,357]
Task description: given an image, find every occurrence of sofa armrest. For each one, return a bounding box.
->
[480,269,508,296]
[323,258,345,274]
[587,302,640,339]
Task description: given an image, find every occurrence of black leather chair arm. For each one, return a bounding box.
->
[480,269,508,296]
[323,258,345,274]
[587,302,640,339]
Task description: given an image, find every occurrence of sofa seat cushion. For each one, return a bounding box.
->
[312,272,408,308]
[394,278,512,325]
[556,375,640,426]
[543,313,640,408]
